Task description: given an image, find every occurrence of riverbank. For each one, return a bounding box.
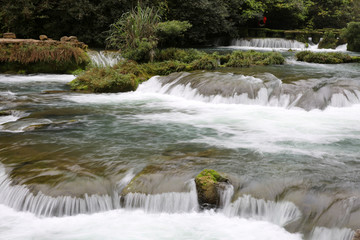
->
[0,37,90,74]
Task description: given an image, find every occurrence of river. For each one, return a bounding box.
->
[0,39,359,240]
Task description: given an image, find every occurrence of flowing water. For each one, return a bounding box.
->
[0,42,360,239]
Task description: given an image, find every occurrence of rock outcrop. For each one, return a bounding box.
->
[39,35,48,41]
[3,33,16,39]
[195,169,230,209]
[353,229,360,240]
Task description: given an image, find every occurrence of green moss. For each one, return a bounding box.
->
[318,31,338,49]
[196,169,226,184]
[225,50,284,67]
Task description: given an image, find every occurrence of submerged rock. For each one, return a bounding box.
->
[195,169,230,209]
[353,229,360,240]
[0,110,11,116]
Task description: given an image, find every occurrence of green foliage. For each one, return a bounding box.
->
[318,31,338,49]
[155,48,205,63]
[295,51,354,63]
[342,22,360,52]
[225,50,285,67]
[190,54,219,70]
[106,5,160,62]
[156,20,192,46]
[70,67,138,93]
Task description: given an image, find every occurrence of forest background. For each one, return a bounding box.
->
[1,0,359,47]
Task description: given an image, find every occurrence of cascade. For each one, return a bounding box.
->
[309,227,354,240]
[88,50,122,67]
[230,38,306,49]
[222,195,302,227]
[137,73,360,110]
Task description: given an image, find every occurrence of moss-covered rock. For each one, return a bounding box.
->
[195,169,229,209]
[318,31,338,49]
[295,51,356,64]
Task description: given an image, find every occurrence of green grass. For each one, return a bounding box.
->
[295,51,356,64]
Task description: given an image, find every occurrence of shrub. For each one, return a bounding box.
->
[0,43,90,73]
[225,50,284,67]
[342,22,360,52]
[295,51,354,64]
[318,31,338,49]
[70,67,138,92]
[156,20,192,46]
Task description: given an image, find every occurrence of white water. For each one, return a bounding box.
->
[309,227,354,240]
[66,76,360,157]
[88,50,122,67]
[223,195,302,227]
[224,38,348,52]
[0,74,76,83]
[0,204,303,240]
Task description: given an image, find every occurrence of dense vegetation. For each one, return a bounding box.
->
[69,49,285,92]
[0,43,90,74]
[295,51,360,64]
[1,0,359,46]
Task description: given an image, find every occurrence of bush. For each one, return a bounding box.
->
[70,67,138,92]
[342,22,360,52]
[155,48,204,63]
[225,50,284,67]
[156,20,192,46]
[295,51,354,64]
[190,54,219,70]
[0,43,90,73]
[318,31,338,49]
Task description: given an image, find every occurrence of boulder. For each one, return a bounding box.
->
[68,36,78,42]
[60,36,69,42]
[353,229,360,240]
[39,35,48,41]
[195,169,230,209]
[3,32,16,39]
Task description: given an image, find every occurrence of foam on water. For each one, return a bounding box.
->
[65,76,360,157]
[222,195,302,227]
[0,74,76,83]
[0,204,303,240]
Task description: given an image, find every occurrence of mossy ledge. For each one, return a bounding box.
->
[0,38,90,74]
[296,51,360,64]
[195,169,230,209]
[69,49,285,93]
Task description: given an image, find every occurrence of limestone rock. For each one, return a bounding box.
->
[68,36,78,42]
[3,32,16,39]
[60,36,69,42]
[195,169,229,209]
[353,229,360,240]
[39,35,48,41]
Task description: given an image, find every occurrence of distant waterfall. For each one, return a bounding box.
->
[230,38,306,49]
[88,50,122,67]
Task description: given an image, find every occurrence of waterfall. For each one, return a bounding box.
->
[137,73,360,110]
[222,195,302,227]
[230,38,306,49]
[124,180,199,213]
[309,227,354,240]
[0,167,119,216]
[88,50,122,67]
